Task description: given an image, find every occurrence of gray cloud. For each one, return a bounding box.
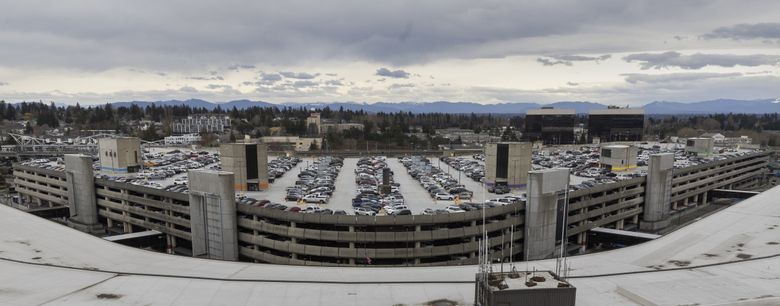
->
[256,73,283,85]
[280,71,319,79]
[566,82,578,86]
[292,80,318,88]
[388,83,415,89]
[536,54,611,66]
[206,84,233,90]
[703,22,780,40]
[324,79,344,86]
[0,1,777,71]
[179,86,198,92]
[0,81,8,86]
[376,68,410,79]
[188,75,224,81]
[226,64,256,71]
[622,72,743,84]
[623,51,780,70]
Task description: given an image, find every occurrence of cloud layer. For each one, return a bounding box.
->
[623,52,780,70]
[0,1,779,105]
[703,22,780,40]
[537,54,611,66]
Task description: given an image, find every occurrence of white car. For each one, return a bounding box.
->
[354,207,376,216]
[434,193,454,200]
[385,204,409,215]
[485,198,513,206]
[303,193,329,204]
[503,195,526,203]
[304,205,324,213]
[445,205,465,213]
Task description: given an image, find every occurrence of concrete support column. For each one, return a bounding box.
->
[640,153,674,231]
[617,219,625,230]
[524,168,569,261]
[702,191,708,205]
[166,235,176,254]
[188,170,238,261]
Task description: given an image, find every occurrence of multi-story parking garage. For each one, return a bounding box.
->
[10,151,773,266]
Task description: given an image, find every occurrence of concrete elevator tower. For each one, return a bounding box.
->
[188,170,238,261]
[64,154,104,234]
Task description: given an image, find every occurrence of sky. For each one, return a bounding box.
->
[1,0,780,106]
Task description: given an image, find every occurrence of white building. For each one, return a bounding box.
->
[172,115,231,134]
[164,134,202,145]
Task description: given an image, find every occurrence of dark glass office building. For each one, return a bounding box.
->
[524,108,576,144]
[587,108,645,142]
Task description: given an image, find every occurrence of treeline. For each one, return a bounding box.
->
[4,101,780,148]
[0,101,512,149]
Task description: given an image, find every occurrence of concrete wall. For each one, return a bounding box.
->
[188,170,238,261]
[507,143,533,189]
[220,143,248,191]
[256,143,269,190]
[524,168,569,260]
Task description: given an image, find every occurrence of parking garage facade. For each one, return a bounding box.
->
[11,151,773,266]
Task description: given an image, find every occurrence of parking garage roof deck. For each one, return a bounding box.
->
[2,184,780,305]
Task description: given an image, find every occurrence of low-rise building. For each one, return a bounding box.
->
[306,112,364,135]
[173,115,231,134]
[260,136,322,151]
[164,134,202,145]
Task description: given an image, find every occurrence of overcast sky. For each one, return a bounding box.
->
[1,0,780,106]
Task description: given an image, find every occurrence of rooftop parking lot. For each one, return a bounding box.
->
[17,141,764,217]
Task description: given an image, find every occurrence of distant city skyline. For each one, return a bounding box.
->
[1,1,779,105]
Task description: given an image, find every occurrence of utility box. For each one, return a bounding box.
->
[475,270,576,306]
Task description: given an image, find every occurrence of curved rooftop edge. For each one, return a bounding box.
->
[2,185,780,306]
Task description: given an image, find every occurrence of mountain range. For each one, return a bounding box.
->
[107,98,780,114]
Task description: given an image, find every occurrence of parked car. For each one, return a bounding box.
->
[445,205,465,213]
[304,205,324,213]
[390,209,412,215]
[303,194,328,204]
[354,207,376,216]
[434,192,454,200]
[489,185,510,194]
